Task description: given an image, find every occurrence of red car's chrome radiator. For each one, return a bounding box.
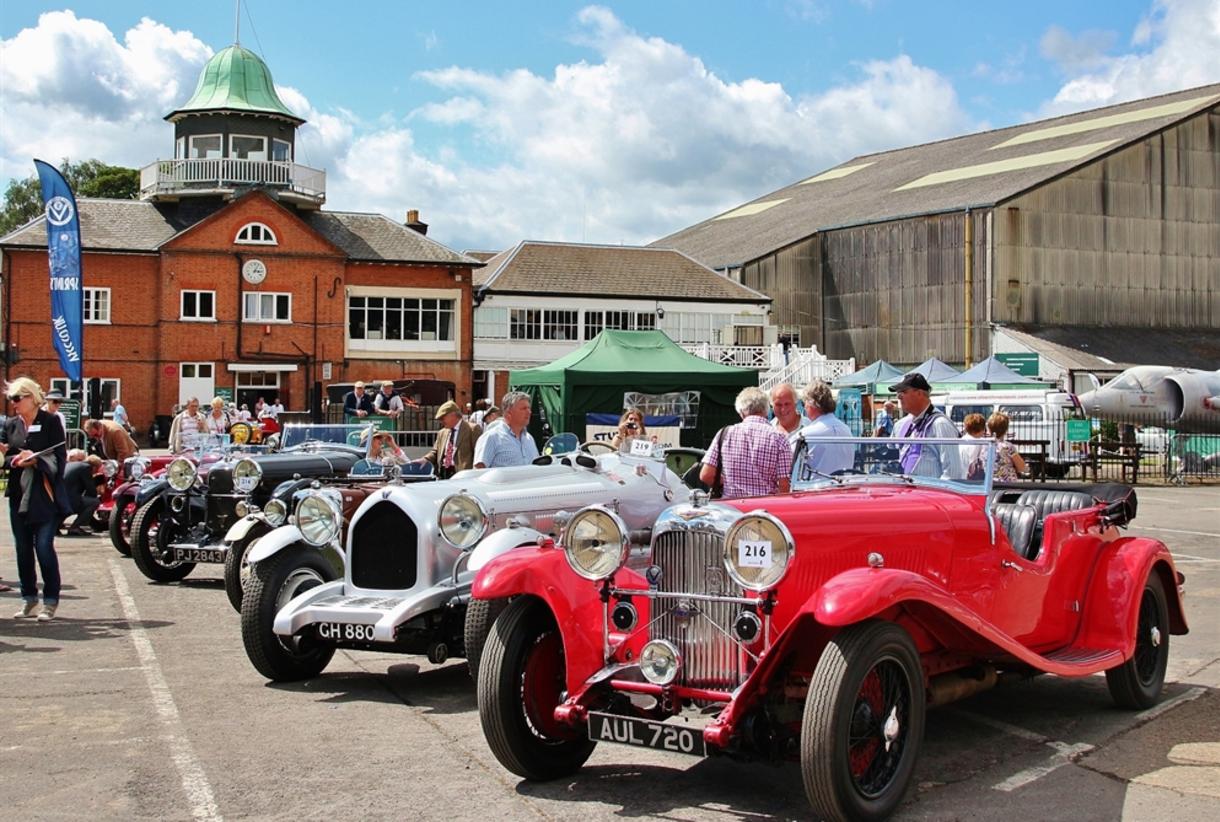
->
[651,530,744,692]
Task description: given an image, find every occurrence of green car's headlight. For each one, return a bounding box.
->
[233,458,263,494]
[296,494,339,547]
[167,457,196,492]
[563,505,628,581]
[723,512,794,592]
[264,498,288,527]
[438,494,488,549]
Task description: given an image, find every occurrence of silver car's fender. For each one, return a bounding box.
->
[248,525,310,565]
[468,526,548,573]
[224,514,267,545]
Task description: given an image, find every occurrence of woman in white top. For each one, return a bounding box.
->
[204,397,230,436]
[168,398,208,454]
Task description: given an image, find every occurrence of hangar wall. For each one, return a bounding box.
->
[993,109,1220,330]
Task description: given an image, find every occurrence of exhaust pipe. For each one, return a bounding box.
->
[927,666,998,707]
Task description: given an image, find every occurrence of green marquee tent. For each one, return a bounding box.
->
[509,330,757,448]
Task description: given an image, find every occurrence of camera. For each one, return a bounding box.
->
[627,422,638,431]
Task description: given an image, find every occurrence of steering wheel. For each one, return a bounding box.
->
[580,441,615,455]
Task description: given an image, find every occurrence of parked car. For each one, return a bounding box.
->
[106,455,186,555]
[240,441,690,683]
[472,436,1187,822]
[128,425,370,584]
[219,450,436,612]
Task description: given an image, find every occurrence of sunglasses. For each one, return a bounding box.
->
[7,393,25,402]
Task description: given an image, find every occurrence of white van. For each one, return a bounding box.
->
[937,390,1084,478]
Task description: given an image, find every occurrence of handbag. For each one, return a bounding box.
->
[710,425,727,499]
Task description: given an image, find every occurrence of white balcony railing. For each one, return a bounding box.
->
[139,158,326,202]
[679,342,855,389]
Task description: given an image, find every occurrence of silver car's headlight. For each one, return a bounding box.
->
[639,639,681,686]
[128,458,147,480]
[264,498,288,527]
[101,460,118,479]
[438,494,488,549]
[563,505,628,581]
[232,458,263,494]
[296,494,340,547]
[167,457,196,491]
[723,512,795,592]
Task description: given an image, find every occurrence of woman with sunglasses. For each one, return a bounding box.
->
[2,377,71,621]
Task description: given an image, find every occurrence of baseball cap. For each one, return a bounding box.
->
[888,373,932,393]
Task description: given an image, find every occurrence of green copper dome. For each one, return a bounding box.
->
[167,45,303,124]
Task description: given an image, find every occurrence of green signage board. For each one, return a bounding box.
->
[995,352,1040,377]
[59,398,82,430]
[215,387,234,404]
[1066,418,1093,442]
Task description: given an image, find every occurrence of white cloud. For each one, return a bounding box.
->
[0,6,971,252]
[0,10,210,180]
[1043,0,1220,112]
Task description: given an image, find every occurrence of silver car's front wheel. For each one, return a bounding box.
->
[241,545,337,682]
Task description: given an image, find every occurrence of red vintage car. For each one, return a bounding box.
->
[472,437,1187,821]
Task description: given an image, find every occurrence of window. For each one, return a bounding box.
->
[50,377,119,419]
[271,139,291,162]
[243,292,291,322]
[348,296,455,342]
[584,310,656,340]
[544,310,578,340]
[659,312,715,344]
[230,134,267,161]
[181,290,216,321]
[83,287,111,324]
[474,306,508,339]
[510,309,542,340]
[188,134,222,159]
[175,136,186,159]
[235,222,277,245]
[235,370,280,411]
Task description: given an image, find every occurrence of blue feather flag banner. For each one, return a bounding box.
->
[34,160,84,381]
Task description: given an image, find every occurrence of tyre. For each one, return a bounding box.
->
[223,525,269,613]
[801,621,926,822]
[464,597,509,682]
[1106,572,1170,709]
[109,495,135,556]
[477,598,595,780]
[129,498,196,583]
[241,546,337,681]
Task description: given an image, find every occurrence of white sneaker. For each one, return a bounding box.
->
[37,603,57,622]
[13,601,38,619]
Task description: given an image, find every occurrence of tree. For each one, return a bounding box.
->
[0,159,139,236]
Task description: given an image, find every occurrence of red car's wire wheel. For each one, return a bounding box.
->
[846,659,910,798]
[519,629,571,741]
[1133,588,1162,684]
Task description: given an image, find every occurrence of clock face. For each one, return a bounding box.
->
[242,259,267,284]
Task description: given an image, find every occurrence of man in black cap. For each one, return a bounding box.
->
[889,372,965,479]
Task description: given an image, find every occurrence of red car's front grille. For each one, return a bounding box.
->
[651,530,744,692]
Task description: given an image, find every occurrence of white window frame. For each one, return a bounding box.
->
[271,138,292,162]
[188,134,223,159]
[83,287,111,324]
[229,133,267,161]
[235,222,278,245]
[180,289,217,322]
[175,136,186,159]
[345,286,461,358]
[474,306,508,339]
[50,377,120,416]
[243,291,292,323]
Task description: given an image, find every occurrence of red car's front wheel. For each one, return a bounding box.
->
[1106,571,1170,709]
[801,621,925,822]
[478,598,594,781]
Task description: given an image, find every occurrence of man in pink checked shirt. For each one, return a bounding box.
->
[699,386,792,498]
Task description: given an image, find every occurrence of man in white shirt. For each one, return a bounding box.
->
[891,373,965,479]
[797,380,855,477]
[373,381,404,418]
[260,397,284,420]
[769,383,812,448]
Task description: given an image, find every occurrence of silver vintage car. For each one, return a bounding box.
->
[241,442,693,682]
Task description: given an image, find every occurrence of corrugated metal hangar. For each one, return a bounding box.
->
[655,84,1220,370]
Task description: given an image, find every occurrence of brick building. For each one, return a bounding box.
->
[0,44,478,432]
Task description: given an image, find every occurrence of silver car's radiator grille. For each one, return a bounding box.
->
[651,530,743,691]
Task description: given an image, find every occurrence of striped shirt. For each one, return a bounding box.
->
[702,414,792,498]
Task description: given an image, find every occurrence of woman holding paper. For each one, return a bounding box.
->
[2,377,70,621]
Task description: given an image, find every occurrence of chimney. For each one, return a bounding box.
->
[406,209,429,236]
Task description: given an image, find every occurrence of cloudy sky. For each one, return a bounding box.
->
[2,0,1218,251]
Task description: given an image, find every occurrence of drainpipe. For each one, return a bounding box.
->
[964,209,973,368]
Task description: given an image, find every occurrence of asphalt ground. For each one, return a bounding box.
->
[1,486,1217,821]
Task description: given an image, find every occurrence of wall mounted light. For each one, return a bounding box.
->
[655,302,665,319]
